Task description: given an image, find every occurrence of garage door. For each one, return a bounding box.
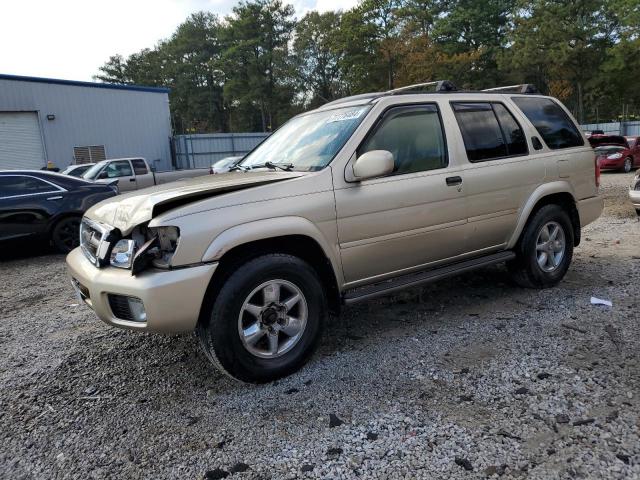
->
[0,112,46,170]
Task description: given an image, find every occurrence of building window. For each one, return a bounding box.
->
[73,145,106,164]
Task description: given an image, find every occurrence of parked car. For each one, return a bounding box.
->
[0,171,117,252]
[67,82,603,383]
[630,172,640,216]
[210,156,243,174]
[588,135,640,173]
[61,163,95,178]
[82,158,209,192]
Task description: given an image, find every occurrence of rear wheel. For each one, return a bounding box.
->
[51,216,81,253]
[623,157,633,173]
[508,204,574,288]
[197,254,326,383]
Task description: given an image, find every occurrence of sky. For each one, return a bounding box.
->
[1,0,358,82]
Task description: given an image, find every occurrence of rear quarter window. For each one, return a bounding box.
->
[511,97,584,150]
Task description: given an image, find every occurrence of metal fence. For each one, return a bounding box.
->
[174,132,269,169]
[580,121,640,136]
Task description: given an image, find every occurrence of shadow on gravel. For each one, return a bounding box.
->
[0,237,55,262]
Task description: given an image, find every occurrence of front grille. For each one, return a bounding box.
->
[80,218,114,266]
[108,294,134,321]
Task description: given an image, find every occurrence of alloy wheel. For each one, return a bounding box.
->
[237,279,308,359]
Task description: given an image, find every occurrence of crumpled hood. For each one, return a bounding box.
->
[86,171,305,234]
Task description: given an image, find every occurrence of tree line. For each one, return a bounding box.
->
[96,0,640,134]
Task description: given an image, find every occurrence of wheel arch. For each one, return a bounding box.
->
[508,183,581,249]
[199,221,343,324]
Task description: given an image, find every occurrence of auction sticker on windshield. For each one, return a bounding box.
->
[326,108,367,123]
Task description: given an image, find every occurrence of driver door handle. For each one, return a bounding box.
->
[129,178,136,182]
[46,195,63,201]
[446,176,462,186]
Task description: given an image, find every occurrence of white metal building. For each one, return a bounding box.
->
[0,74,172,171]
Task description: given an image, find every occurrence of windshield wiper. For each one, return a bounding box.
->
[235,162,294,172]
[264,161,294,171]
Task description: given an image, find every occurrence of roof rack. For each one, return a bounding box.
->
[387,80,458,95]
[481,84,538,94]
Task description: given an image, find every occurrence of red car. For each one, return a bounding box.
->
[588,134,640,173]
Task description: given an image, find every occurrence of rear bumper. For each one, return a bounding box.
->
[66,247,217,333]
[577,196,604,228]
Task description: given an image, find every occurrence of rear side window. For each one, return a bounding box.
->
[0,176,60,198]
[452,102,527,162]
[131,159,148,175]
[511,97,584,149]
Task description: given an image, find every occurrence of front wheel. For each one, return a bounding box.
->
[197,254,326,383]
[508,204,574,288]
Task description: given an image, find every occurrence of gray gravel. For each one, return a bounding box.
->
[1,172,639,479]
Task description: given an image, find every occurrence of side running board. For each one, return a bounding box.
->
[342,251,516,305]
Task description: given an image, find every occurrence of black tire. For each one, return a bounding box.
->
[507,204,574,288]
[197,254,327,383]
[51,216,81,253]
[622,157,633,173]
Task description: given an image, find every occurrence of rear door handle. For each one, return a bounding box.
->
[446,176,462,186]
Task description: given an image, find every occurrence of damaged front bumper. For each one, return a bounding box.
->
[66,247,217,333]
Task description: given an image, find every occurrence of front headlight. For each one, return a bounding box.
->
[110,239,136,269]
[149,226,180,269]
[108,226,179,274]
[607,153,623,159]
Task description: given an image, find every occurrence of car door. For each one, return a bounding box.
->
[100,160,137,192]
[131,159,155,188]
[450,101,544,252]
[334,103,468,286]
[0,174,66,241]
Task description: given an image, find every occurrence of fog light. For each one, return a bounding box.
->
[108,294,146,322]
[128,297,147,322]
[110,239,136,269]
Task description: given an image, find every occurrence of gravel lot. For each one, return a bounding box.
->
[1,173,638,479]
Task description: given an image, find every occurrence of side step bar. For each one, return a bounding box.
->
[342,251,516,305]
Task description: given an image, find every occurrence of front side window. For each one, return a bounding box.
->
[511,97,584,150]
[0,176,59,198]
[239,105,370,172]
[104,161,133,178]
[452,102,528,162]
[358,104,447,175]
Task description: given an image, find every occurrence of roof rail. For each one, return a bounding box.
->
[388,80,458,95]
[482,84,539,94]
[322,92,384,107]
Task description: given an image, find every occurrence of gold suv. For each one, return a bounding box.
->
[67,82,603,382]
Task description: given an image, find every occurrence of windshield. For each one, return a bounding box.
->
[239,105,371,171]
[82,162,106,180]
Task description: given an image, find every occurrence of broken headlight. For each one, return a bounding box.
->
[128,226,180,274]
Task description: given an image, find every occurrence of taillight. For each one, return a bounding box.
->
[595,157,600,188]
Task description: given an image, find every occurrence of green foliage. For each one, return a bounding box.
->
[96,0,640,132]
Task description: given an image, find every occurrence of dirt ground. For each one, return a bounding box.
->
[0,172,638,479]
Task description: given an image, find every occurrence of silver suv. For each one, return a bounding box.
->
[66,82,603,382]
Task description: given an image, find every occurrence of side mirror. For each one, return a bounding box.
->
[352,150,394,181]
[98,171,108,179]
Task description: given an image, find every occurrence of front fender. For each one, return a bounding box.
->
[201,216,344,286]
[507,181,576,249]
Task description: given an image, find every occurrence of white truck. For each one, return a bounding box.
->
[82,157,209,193]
